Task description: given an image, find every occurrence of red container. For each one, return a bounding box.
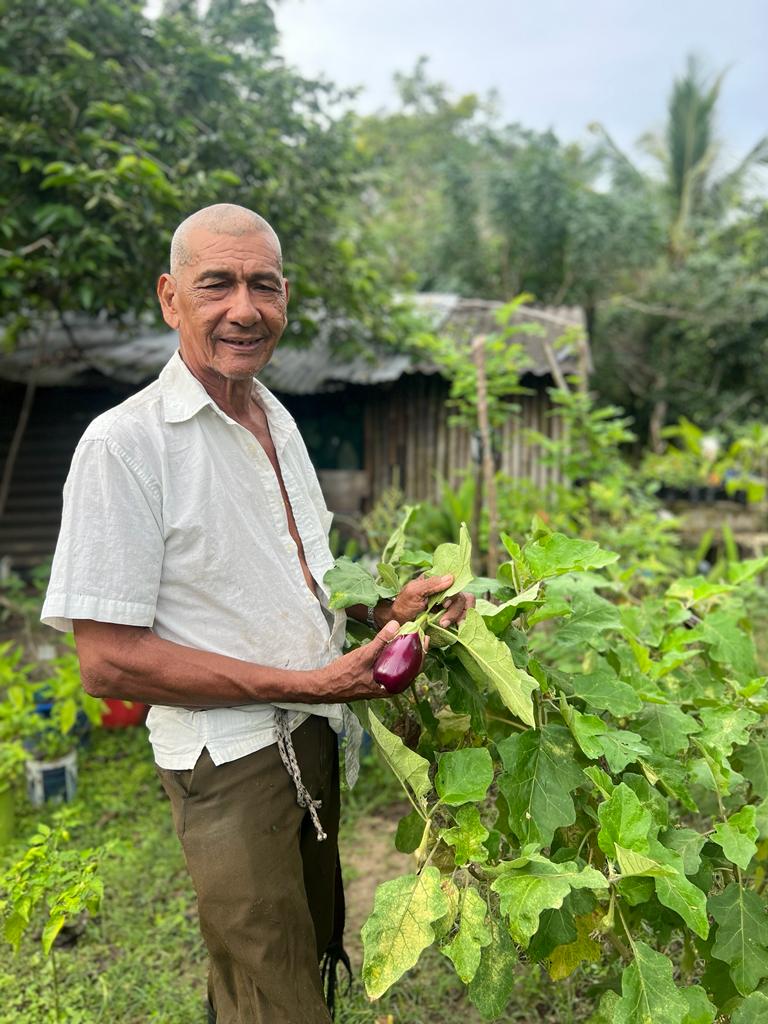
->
[101,699,148,729]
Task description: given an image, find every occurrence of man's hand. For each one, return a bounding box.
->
[389,574,476,629]
[320,620,406,701]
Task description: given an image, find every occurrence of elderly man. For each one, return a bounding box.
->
[41,205,472,1024]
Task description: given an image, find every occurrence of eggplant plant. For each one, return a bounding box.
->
[325,517,768,1023]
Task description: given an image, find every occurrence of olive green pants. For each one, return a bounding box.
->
[156,716,339,1024]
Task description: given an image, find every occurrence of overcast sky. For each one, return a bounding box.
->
[274,0,767,165]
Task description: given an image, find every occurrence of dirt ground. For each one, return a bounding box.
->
[339,801,412,963]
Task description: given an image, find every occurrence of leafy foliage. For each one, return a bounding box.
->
[0,0,407,349]
[328,512,768,1022]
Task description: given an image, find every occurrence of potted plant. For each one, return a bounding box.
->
[22,641,105,806]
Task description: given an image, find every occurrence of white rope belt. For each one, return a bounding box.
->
[273,709,327,842]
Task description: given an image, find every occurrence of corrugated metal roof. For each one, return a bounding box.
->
[0,295,586,393]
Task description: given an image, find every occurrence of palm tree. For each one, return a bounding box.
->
[592,55,768,259]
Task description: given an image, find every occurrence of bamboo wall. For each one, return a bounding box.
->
[363,373,564,505]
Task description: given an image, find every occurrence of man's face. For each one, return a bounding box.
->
[157,227,289,382]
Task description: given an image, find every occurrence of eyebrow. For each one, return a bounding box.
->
[193,268,283,286]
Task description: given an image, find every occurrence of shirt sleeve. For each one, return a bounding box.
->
[41,437,164,633]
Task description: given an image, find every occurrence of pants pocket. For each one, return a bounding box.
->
[156,760,199,838]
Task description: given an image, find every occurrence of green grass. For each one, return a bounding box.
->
[0,729,600,1024]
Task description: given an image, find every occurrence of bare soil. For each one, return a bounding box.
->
[339,801,412,963]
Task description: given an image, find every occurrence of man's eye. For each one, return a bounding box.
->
[203,283,227,290]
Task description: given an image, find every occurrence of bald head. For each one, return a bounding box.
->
[169,204,281,275]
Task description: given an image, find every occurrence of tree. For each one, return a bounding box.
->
[590,57,768,444]
[353,58,494,296]
[0,0,404,349]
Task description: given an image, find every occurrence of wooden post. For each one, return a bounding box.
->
[0,377,36,521]
[472,335,500,576]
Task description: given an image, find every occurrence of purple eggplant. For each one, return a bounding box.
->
[373,632,425,694]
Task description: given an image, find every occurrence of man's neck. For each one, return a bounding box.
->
[181,353,259,422]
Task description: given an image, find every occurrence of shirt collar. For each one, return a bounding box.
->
[160,351,217,423]
[159,351,296,446]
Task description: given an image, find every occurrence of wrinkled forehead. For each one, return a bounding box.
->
[179,226,283,277]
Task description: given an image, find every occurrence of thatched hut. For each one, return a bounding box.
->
[0,295,585,568]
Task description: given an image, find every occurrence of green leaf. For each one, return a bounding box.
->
[362,707,432,806]
[564,707,607,759]
[491,855,606,946]
[497,725,584,847]
[381,506,417,565]
[480,582,541,634]
[732,992,768,1023]
[640,753,698,812]
[597,783,653,859]
[564,706,651,771]
[584,765,615,799]
[440,886,491,984]
[441,806,490,866]
[666,576,735,604]
[523,533,618,581]
[569,661,642,717]
[680,985,716,1024]
[427,522,474,602]
[453,608,537,727]
[660,828,707,875]
[554,592,623,647]
[377,562,400,593]
[41,913,66,956]
[324,557,380,609]
[699,707,760,757]
[395,809,424,854]
[435,748,494,806]
[711,806,759,871]
[737,739,768,799]
[3,910,28,953]
[598,730,653,773]
[728,557,768,586]
[445,661,487,734]
[654,870,710,939]
[614,940,688,1024]
[615,846,677,879]
[588,991,621,1024]
[709,882,768,995]
[362,867,449,999]
[527,899,579,959]
[545,912,602,980]
[635,704,702,756]
[696,608,757,681]
[434,708,472,746]
[467,920,517,1020]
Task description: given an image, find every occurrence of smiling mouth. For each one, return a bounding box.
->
[218,337,264,348]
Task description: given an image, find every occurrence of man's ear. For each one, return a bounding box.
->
[157,273,180,329]
[283,278,290,304]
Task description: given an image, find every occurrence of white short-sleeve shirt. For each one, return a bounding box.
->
[41,351,351,770]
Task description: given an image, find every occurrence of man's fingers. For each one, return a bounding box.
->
[439,591,473,627]
[368,619,399,656]
[418,574,453,595]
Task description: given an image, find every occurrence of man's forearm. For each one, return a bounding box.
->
[74,622,330,707]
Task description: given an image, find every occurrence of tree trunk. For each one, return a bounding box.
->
[472,335,499,576]
[0,377,36,521]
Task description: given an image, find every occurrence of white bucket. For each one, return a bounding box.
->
[25,750,78,806]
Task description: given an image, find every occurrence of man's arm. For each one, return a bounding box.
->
[73,618,400,707]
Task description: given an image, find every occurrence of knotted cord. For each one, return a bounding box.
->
[273,709,327,841]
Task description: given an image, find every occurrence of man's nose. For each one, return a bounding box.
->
[227,284,263,325]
